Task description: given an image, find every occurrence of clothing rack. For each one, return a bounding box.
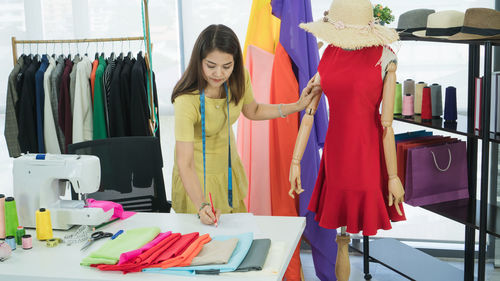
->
[11,36,145,67]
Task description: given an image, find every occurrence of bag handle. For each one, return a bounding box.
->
[430,148,452,172]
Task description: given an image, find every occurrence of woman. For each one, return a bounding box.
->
[172,24,321,225]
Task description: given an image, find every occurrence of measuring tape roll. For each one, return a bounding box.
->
[46,238,62,247]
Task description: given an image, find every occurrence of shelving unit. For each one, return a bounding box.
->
[352,34,500,281]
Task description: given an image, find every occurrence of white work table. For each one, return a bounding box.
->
[1,213,305,281]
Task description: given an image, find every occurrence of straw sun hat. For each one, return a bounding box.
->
[299,0,399,50]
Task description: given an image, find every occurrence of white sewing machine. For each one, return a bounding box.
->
[13,154,113,230]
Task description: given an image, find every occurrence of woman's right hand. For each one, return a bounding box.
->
[198,204,221,225]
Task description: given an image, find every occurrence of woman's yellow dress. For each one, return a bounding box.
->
[172,73,254,214]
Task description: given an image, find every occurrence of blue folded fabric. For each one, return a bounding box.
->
[395,130,432,142]
[143,232,253,275]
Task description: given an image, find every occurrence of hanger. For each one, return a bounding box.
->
[51,42,56,58]
[67,42,71,60]
[85,41,90,57]
[95,41,99,60]
[100,41,105,58]
[118,40,124,60]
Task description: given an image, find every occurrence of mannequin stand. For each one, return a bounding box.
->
[335,226,350,281]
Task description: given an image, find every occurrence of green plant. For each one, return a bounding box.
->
[373,4,395,25]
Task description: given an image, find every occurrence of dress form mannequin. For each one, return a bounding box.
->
[288,62,404,281]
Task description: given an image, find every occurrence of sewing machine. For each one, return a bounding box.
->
[13,154,113,230]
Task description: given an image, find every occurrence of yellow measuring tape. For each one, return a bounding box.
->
[46,238,62,247]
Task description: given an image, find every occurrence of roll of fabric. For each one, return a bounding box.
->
[4,197,19,238]
[414,82,427,114]
[444,86,458,122]
[35,208,53,241]
[0,194,5,239]
[430,83,443,118]
[394,82,402,114]
[404,79,415,96]
[402,94,415,118]
[421,87,432,121]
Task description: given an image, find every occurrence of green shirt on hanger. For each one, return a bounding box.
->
[93,56,108,139]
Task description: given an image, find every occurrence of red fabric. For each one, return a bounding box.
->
[95,232,200,274]
[149,234,211,269]
[308,45,406,236]
[268,43,301,281]
[90,59,99,103]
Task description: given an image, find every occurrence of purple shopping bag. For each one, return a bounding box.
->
[405,141,468,206]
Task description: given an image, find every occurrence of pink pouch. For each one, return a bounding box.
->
[85,198,136,220]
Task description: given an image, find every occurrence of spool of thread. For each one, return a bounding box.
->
[0,194,5,239]
[0,242,12,261]
[421,87,433,121]
[22,234,32,250]
[15,226,25,245]
[402,94,415,118]
[394,82,402,115]
[36,208,53,241]
[414,82,427,114]
[4,197,19,238]
[5,236,15,251]
[404,79,415,97]
[430,83,443,118]
[444,86,458,122]
[46,238,62,247]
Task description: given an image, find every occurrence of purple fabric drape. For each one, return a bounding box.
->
[271,1,337,280]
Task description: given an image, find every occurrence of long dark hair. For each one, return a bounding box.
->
[171,24,245,104]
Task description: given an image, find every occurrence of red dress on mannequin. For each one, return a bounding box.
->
[308,45,406,236]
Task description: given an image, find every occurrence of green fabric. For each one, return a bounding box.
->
[80,227,160,266]
[93,56,107,140]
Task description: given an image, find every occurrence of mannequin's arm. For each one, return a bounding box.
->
[381,62,404,216]
[288,74,321,198]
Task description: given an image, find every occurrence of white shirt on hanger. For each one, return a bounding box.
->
[73,55,93,144]
[43,56,61,154]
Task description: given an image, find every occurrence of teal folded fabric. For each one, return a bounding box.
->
[81,227,161,266]
[143,232,253,275]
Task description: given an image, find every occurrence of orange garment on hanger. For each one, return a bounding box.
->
[269,42,301,281]
[149,234,211,269]
[90,59,99,103]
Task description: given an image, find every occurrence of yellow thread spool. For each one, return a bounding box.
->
[35,208,53,241]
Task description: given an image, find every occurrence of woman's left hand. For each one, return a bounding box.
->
[297,75,322,111]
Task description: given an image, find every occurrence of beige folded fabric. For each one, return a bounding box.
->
[190,238,239,266]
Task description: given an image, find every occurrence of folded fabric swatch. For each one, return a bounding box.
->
[235,239,271,271]
[153,232,199,264]
[118,231,172,265]
[146,233,212,269]
[190,238,238,266]
[145,232,253,275]
[95,232,181,273]
[81,227,160,266]
[86,198,135,220]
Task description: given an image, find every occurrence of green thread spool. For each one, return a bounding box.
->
[0,194,5,239]
[4,197,19,238]
[394,82,402,115]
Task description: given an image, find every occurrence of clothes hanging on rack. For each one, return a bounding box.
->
[4,56,23,157]
[5,44,159,155]
[43,55,60,154]
[18,57,40,153]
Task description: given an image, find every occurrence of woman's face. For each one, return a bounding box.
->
[202,49,234,89]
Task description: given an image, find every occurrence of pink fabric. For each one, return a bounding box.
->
[86,198,135,220]
[118,231,172,265]
[237,45,274,216]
